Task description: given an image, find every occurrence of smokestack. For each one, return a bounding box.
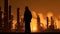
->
[8,5,12,31]
[17,8,20,25]
[0,7,2,31]
[9,5,11,20]
[37,14,40,31]
[46,17,49,29]
[51,16,54,26]
[4,0,9,32]
[16,8,20,32]
[50,16,54,30]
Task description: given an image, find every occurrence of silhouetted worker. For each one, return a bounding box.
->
[24,6,32,33]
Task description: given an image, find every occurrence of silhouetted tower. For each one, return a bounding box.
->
[37,14,40,31]
[16,8,20,32]
[4,0,9,32]
[8,5,12,31]
[49,16,54,30]
[0,7,2,31]
[51,16,54,29]
[51,17,54,25]
[46,17,49,29]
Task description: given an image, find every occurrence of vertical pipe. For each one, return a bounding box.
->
[4,0,9,32]
[47,17,49,29]
[0,7,2,31]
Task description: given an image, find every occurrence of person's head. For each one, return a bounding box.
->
[25,6,29,10]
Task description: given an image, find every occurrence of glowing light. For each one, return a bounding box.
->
[47,12,54,28]
[38,13,46,29]
[12,11,60,32]
[30,18,37,32]
[12,20,17,29]
[47,12,53,19]
[31,11,37,19]
[31,26,37,32]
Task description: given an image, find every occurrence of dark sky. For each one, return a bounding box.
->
[0,0,60,19]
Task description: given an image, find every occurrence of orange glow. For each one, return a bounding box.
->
[30,11,60,32]
[47,12,53,20]
[47,12,53,27]
[12,20,17,29]
[30,18,37,32]
[38,13,46,29]
[30,12,46,32]
[31,26,37,32]
[31,11,37,19]
[12,11,60,32]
